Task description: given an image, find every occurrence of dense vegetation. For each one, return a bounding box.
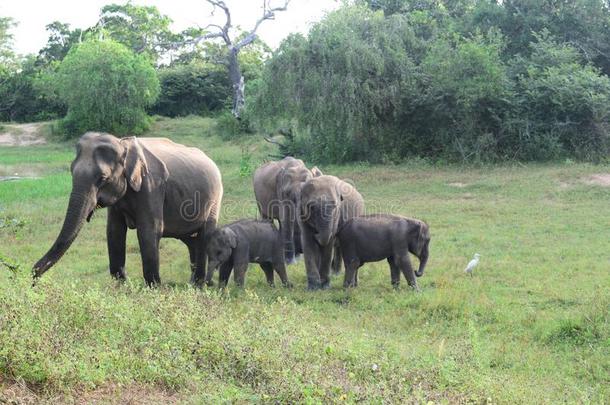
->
[251,1,610,162]
[0,116,608,402]
[3,1,610,161]
[56,40,159,136]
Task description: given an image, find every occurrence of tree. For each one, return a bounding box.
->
[193,0,290,118]
[98,3,178,63]
[55,39,159,136]
[0,17,16,75]
[37,22,83,65]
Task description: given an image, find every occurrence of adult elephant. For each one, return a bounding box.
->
[253,157,321,264]
[33,132,223,286]
[299,175,364,290]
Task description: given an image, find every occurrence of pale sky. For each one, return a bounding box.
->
[0,0,341,56]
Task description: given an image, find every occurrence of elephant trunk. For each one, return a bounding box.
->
[33,185,97,278]
[281,205,297,264]
[415,243,428,277]
[314,227,333,247]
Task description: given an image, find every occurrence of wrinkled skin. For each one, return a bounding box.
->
[337,214,430,290]
[253,157,322,265]
[299,175,364,290]
[33,132,223,286]
[206,219,292,288]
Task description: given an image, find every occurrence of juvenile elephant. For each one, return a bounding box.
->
[253,157,321,264]
[337,214,430,289]
[299,175,364,290]
[206,219,291,288]
[33,132,223,286]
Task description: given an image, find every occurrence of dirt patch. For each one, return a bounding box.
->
[0,123,47,146]
[0,380,183,404]
[448,182,468,188]
[583,174,610,187]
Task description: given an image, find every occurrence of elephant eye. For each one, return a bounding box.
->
[96,176,108,187]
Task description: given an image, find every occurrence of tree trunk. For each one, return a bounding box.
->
[228,47,245,118]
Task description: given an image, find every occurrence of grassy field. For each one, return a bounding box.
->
[0,115,608,403]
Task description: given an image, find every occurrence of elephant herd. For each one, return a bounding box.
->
[33,133,430,290]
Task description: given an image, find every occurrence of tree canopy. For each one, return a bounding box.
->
[250,1,610,162]
[55,40,159,136]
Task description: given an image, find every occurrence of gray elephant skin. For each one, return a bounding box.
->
[33,132,223,285]
[252,157,321,264]
[206,219,292,288]
[338,214,430,289]
[299,175,364,290]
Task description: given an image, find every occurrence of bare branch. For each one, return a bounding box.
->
[205,0,232,44]
[234,0,291,50]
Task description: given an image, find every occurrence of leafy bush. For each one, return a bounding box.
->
[151,62,230,117]
[512,33,610,161]
[54,39,159,137]
[216,110,254,140]
[0,57,65,122]
[252,4,610,163]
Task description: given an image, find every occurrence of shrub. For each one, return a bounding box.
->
[151,62,230,117]
[54,39,159,137]
[216,110,254,140]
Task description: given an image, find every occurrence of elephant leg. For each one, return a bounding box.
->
[273,260,292,288]
[388,257,400,288]
[260,262,275,287]
[397,255,419,291]
[107,207,127,280]
[218,261,233,288]
[180,237,197,279]
[343,259,359,288]
[331,242,342,275]
[302,228,322,290]
[233,262,248,287]
[294,220,303,259]
[195,219,215,286]
[137,225,161,286]
[319,242,334,289]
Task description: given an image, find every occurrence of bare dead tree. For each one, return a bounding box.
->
[197,0,290,118]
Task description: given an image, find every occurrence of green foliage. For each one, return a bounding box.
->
[513,32,610,161]
[216,111,254,140]
[37,22,83,66]
[98,3,177,63]
[54,40,159,137]
[252,3,610,163]
[252,7,420,162]
[0,56,66,122]
[238,148,254,178]
[151,62,230,117]
[0,16,16,72]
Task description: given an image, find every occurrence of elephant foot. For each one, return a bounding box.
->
[320,281,331,290]
[283,281,294,289]
[110,267,126,280]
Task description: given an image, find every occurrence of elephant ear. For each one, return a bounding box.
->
[225,228,238,249]
[408,220,429,255]
[311,166,323,177]
[121,137,169,192]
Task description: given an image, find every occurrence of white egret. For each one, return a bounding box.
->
[464,253,481,276]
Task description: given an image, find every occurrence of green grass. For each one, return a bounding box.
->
[0,115,608,403]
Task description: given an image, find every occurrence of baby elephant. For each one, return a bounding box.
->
[337,214,430,289]
[206,219,292,288]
